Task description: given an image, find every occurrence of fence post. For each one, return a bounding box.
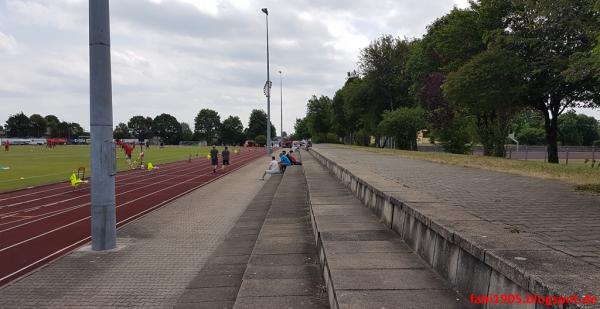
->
[593,146,596,162]
[566,147,569,165]
[544,146,547,163]
[525,145,528,160]
[508,147,512,159]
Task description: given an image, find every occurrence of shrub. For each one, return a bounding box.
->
[255,135,266,146]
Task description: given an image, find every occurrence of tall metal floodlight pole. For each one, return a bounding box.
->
[261,8,272,154]
[278,70,282,141]
[89,0,116,251]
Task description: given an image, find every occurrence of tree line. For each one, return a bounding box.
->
[113,108,277,145]
[3,112,85,139]
[294,0,600,163]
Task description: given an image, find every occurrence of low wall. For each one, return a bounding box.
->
[308,147,599,309]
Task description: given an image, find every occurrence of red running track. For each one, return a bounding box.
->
[0,147,266,286]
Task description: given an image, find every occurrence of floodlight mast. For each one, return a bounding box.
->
[262,7,272,154]
[89,0,117,251]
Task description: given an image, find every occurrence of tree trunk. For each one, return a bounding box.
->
[541,99,560,164]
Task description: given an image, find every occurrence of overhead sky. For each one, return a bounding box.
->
[0,0,597,134]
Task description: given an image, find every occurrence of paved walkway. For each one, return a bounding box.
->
[312,144,600,268]
[0,158,270,309]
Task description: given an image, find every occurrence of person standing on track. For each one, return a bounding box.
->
[210,145,219,173]
[222,146,230,172]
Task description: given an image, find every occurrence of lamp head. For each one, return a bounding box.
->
[261,8,268,15]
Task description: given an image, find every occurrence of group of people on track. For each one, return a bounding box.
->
[210,145,230,173]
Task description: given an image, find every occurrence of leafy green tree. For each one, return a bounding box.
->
[153,113,182,145]
[180,122,194,141]
[377,107,426,150]
[518,127,546,145]
[293,117,310,140]
[359,35,413,110]
[444,48,527,157]
[220,116,244,145]
[44,115,60,137]
[29,114,47,138]
[67,122,84,139]
[194,109,221,144]
[113,123,131,139]
[5,112,31,138]
[255,134,267,146]
[306,95,333,143]
[558,111,599,146]
[128,116,153,142]
[497,0,600,162]
[245,109,276,140]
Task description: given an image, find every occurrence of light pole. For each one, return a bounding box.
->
[89,0,116,250]
[261,8,272,154]
[278,70,282,143]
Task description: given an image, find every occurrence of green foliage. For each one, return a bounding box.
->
[180,122,194,141]
[518,127,546,145]
[220,116,244,145]
[306,95,333,141]
[44,115,60,137]
[128,115,153,141]
[153,113,182,145]
[29,114,47,138]
[497,0,600,162]
[113,123,131,140]
[194,109,221,144]
[558,111,599,146]
[444,48,527,156]
[245,109,276,140]
[254,134,267,146]
[377,107,426,150]
[293,118,310,139]
[5,112,31,138]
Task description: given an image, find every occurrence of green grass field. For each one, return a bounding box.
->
[342,145,600,194]
[0,145,225,193]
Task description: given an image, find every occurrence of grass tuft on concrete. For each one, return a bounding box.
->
[340,145,600,194]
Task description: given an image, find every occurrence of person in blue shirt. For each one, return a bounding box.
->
[279,151,291,172]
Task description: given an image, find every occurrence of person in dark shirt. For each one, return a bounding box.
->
[222,146,230,172]
[210,145,219,173]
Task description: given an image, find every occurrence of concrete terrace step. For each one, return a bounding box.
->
[233,166,329,308]
[302,152,474,309]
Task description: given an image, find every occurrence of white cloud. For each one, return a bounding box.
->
[0,31,18,54]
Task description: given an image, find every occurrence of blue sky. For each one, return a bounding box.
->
[0,0,597,134]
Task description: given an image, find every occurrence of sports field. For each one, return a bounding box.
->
[0,145,228,192]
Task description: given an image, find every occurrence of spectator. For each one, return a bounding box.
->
[279,151,292,172]
[288,150,301,165]
[260,156,280,180]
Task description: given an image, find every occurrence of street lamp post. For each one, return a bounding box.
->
[261,8,272,154]
[278,70,282,143]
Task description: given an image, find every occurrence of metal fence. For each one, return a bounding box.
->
[373,136,599,164]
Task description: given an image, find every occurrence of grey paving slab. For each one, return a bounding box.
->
[234,166,329,309]
[0,158,272,309]
[174,172,282,307]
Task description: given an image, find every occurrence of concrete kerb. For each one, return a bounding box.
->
[302,165,340,309]
[308,147,600,309]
